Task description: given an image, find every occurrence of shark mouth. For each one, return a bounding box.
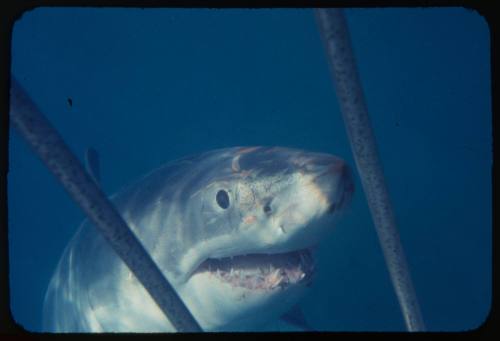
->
[195,249,315,291]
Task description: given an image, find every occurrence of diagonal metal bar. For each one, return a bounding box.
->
[314,8,426,332]
[9,76,202,333]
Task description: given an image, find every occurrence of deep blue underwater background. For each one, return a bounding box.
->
[8,8,491,332]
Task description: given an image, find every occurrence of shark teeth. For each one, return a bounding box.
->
[200,249,314,290]
[267,268,281,286]
[212,265,309,291]
[270,275,284,289]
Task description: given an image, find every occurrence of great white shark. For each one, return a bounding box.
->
[43,146,354,332]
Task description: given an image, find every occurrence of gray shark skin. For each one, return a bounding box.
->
[43,146,354,332]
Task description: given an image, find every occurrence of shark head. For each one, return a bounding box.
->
[152,146,354,331]
[43,146,354,332]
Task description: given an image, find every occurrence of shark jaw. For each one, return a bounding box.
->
[171,227,324,331]
[194,248,315,291]
[177,248,317,332]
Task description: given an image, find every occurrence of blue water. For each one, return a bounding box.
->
[8,8,491,332]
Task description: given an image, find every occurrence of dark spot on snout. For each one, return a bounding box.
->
[263,202,272,215]
[263,198,273,216]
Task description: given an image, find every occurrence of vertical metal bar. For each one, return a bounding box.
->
[314,8,426,331]
[9,76,203,332]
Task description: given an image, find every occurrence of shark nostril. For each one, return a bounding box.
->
[263,203,272,214]
[263,199,273,216]
[327,203,336,214]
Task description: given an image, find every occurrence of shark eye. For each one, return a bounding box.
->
[216,190,230,209]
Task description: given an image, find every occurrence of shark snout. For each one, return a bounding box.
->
[328,165,354,213]
[309,155,354,214]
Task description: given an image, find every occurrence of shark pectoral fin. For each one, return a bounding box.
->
[280,304,315,332]
[85,147,101,187]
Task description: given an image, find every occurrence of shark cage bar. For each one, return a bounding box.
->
[9,76,203,333]
[314,8,426,332]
